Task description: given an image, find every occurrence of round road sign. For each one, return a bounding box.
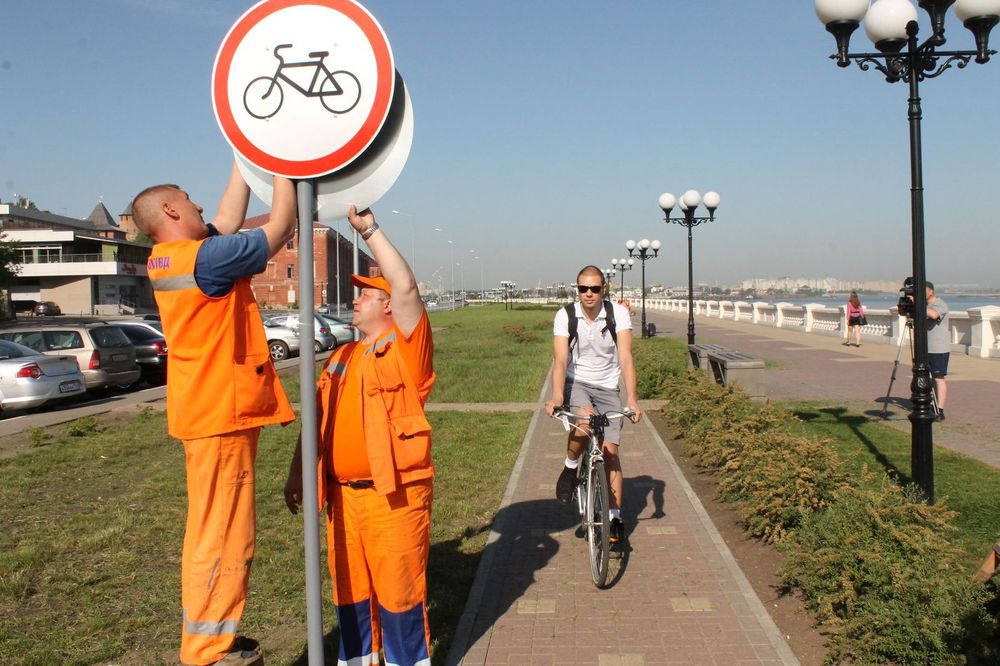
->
[212,0,395,178]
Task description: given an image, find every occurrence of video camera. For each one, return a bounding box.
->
[897,277,915,317]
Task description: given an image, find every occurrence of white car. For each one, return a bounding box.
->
[0,339,86,413]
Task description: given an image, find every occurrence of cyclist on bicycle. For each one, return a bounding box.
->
[545,265,641,543]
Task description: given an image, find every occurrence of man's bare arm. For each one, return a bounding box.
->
[259,177,297,258]
[211,162,252,235]
[545,336,570,416]
[348,206,423,335]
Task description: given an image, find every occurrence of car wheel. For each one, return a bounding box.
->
[314,340,323,353]
[269,340,289,361]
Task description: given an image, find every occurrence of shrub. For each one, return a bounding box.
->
[65,417,102,437]
[632,338,688,399]
[780,473,994,664]
[27,427,52,447]
[501,324,537,343]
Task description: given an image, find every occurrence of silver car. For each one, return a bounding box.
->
[317,314,356,346]
[0,339,86,413]
[263,323,302,362]
[263,313,336,351]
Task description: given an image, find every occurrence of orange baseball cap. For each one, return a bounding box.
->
[351,274,392,295]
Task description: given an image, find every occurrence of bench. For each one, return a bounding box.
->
[688,343,728,374]
[707,350,766,400]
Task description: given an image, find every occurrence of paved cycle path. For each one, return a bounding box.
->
[446,396,798,665]
[644,309,1000,469]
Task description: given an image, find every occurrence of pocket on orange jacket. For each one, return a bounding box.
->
[233,352,279,419]
[389,414,432,470]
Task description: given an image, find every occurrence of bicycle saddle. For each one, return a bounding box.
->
[309,51,329,58]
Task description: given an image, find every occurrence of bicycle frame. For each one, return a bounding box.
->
[266,59,341,98]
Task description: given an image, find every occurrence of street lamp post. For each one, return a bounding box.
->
[603,268,616,297]
[611,258,634,299]
[814,0,999,503]
[626,238,660,338]
[659,189,720,346]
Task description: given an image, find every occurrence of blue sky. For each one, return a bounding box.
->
[2,0,999,290]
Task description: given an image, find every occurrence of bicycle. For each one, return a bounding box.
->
[242,43,362,119]
[551,406,635,588]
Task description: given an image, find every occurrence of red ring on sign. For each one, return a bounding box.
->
[212,0,394,178]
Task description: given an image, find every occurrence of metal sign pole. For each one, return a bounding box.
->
[295,179,324,666]
[353,228,360,341]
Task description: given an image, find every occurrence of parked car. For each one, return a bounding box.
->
[0,323,140,391]
[262,323,301,361]
[317,314,355,346]
[0,339,86,413]
[263,313,336,351]
[112,322,168,387]
[32,301,62,317]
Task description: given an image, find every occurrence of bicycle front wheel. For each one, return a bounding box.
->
[320,70,361,114]
[243,77,283,119]
[586,460,611,588]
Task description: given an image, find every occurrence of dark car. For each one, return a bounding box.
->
[112,322,168,387]
[32,301,62,317]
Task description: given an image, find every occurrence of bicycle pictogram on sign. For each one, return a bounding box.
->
[243,44,362,119]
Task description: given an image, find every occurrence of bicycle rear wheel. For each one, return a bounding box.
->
[586,460,611,588]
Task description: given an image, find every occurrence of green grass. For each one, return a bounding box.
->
[783,402,1000,571]
[0,408,528,665]
[427,305,555,403]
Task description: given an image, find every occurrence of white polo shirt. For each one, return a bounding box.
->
[553,301,632,389]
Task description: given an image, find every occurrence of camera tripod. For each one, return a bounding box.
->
[880,318,940,420]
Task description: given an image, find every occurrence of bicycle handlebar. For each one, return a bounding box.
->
[273,43,293,61]
[550,407,636,424]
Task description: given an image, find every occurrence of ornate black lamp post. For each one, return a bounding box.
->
[603,268,616,297]
[611,257,634,298]
[626,238,660,338]
[659,189,720,346]
[815,0,999,503]
[500,280,516,310]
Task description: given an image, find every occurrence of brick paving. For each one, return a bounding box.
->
[446,403,798,665]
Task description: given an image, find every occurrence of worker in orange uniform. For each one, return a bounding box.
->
[284,205,434,666]
[131,163,297,666]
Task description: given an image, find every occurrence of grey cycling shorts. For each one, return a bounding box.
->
[565,377,624,444]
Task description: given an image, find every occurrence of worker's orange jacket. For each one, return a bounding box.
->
[148,239,295,440]
[314,331,434,504]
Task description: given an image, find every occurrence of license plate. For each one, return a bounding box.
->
[59,381,82,393]
[112,353,127,362]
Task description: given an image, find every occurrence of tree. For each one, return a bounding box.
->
[0,233,22,320]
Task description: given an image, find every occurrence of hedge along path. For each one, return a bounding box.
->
[660,371,1000,665]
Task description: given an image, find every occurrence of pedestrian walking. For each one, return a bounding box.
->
[845,291,866,347]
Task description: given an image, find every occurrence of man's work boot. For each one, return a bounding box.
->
[214,637,264,666]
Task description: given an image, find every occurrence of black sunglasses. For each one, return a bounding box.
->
[577,285,603,294]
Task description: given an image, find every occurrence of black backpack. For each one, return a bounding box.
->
[564,300,617,351]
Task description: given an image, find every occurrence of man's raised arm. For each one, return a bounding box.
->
[348,206,423,335]
[211,162,252,235]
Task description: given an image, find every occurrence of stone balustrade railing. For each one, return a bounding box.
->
[644,299,1000,360]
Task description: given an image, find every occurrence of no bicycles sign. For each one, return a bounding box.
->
[212,0,395,179]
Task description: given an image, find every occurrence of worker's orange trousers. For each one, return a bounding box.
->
[326,478,433,666]
[179,428,259,666]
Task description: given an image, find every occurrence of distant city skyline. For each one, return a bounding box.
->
[2,2,999,289]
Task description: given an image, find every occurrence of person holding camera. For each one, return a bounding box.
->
[926,281,950,421]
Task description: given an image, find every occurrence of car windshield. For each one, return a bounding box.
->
[0,339,38,360]
[91,326,132,348]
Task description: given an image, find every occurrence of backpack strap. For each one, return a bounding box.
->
[564,303,578,350]
[602,300,618,346]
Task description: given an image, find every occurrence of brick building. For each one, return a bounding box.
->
[245,213,375,311]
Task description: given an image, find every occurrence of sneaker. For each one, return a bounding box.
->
[556,465,577,504]
[609,518,625,543]
[215,637,264,666]
[937,410,945,422]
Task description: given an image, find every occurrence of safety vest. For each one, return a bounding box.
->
[148,239,294,440]
[314,329,434,501]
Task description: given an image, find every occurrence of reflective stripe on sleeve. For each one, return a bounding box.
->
[151,274,198,292]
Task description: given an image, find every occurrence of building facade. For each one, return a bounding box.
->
[0,202,154,315]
